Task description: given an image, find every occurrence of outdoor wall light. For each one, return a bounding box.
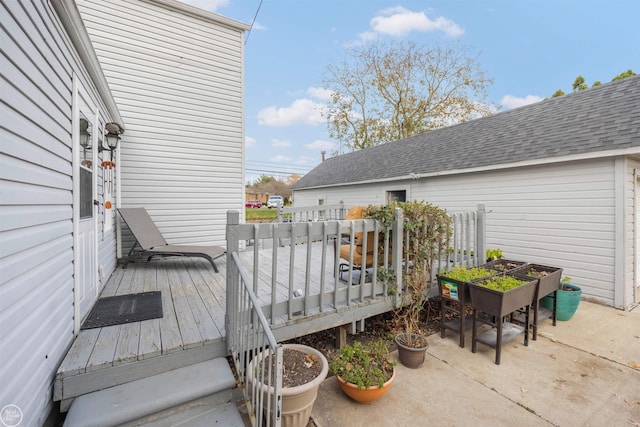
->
[100,122,124,153]
[79,118,92,149]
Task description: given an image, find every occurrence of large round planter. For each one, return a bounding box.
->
[395,333,429,369]
[336,368,395,403]
[248,344,328,427]
[540,283,582,321]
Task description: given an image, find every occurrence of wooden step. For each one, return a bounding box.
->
[63,358,237,426]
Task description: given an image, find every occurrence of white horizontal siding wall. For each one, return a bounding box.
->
[625,158,640,307]
[294,158,619,306]
[1,1,117,424]
[78,0,247,249]
[293,181,412,208]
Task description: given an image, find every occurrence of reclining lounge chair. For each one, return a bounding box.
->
[118,207,225,272]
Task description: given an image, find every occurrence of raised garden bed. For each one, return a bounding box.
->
[469,274,538,365]
[436,266,494,348]
[511,263,563,339]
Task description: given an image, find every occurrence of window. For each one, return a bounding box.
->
[79,113,93,219]
[387,190,406,203]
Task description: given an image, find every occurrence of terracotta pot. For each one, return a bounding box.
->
[395,333,429,368]
[336,368,395,403]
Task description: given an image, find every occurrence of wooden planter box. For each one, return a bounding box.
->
[480,259,527,274]
[436,271,494,348]
[468,277,537,317]
[513,263,563,300]
[469,276,538,365]
[511,264,563,340]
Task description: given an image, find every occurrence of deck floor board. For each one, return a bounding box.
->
[54,240,390,403]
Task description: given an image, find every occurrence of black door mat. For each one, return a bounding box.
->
[81,291,163,330]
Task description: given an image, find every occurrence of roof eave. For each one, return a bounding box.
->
[52,0,125,129]
[150,0,251,31]
[294,146,640,191]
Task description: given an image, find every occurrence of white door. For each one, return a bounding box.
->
[74,81,99,331]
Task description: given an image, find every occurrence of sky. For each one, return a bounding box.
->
[178,0,639,183]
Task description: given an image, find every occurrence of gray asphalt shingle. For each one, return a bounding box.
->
[294,75,640,190]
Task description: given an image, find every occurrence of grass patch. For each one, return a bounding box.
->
[245,208,282,221]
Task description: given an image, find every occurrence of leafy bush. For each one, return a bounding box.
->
[329,340,395,389]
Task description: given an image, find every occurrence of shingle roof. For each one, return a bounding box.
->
[294,75,640,190]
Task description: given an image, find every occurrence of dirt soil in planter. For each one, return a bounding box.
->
[282,348,323,387]
[285,297,451,374]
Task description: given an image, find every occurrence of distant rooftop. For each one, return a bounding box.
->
[294,75,640,190]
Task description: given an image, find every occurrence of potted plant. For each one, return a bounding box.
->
[329,340,396,403]
[469,274,538,364]
[540,276,582,321]
[248,343,328,427]
[486,247,503,262]
[368,201,452,368]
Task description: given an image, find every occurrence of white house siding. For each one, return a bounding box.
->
[77,0,248,251]
[625,157,640,306]
[294,158,622,307]
[1,1,118,425]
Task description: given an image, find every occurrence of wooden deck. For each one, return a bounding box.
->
[54,240,394,407]
[54,257,228,407]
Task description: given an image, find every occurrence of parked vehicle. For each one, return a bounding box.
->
[267,195,283,209]
[245,200,263,208]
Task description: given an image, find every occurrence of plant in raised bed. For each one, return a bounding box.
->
[329,340,396,403]
[435,265,494,347]
[441,265,493,282]
[486,247,503,262]
[476,274,528,291]
[482,258,527,273]
[469,274,538,364]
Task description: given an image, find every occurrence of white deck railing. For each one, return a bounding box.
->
[224,204,485,425]
[277,203,346,223]
[226,243,282,427]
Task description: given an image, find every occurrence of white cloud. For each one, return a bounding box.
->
[245,136,256,148]
[500,94,543,110]
[272,138,291,148]
[258,99,325,126]
[251,22,266,30]
[307,87,332,101]
[305,140,337,151]
[176,0,228,12]
[361,6,464,39]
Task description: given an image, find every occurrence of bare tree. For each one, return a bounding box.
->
[323,41,494,152]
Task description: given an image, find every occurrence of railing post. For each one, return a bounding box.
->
[226,210,240,353]
[476,203,487,267]
[392,207,403,307]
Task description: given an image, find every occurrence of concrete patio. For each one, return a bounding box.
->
[311,300,640,426]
